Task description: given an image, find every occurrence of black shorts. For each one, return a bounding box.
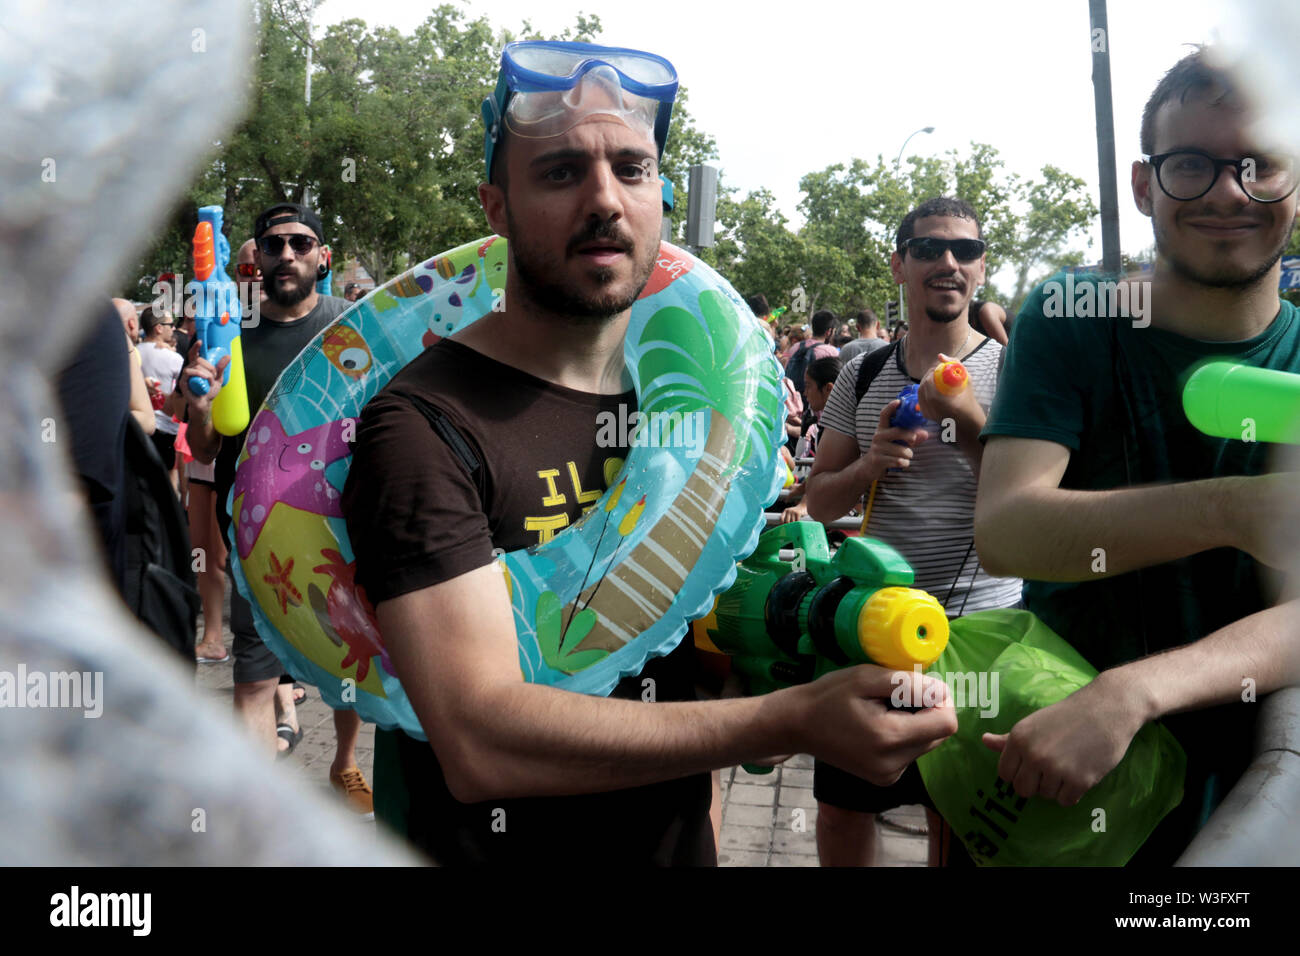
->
[815,759,975,866]
[151,430,177,471]
[229,568,284,684]
[814,759,933,814]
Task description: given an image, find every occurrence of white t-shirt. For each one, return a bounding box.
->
[819,338,1022,615]
[137,342,183,436]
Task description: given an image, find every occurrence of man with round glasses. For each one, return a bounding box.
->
[341,41,957,866]
[977,49,1300,863]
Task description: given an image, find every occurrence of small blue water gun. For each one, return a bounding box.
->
[187,205,249,436]
[861,361,969,531]
[891,383,928,432]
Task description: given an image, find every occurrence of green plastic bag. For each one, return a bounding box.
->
[916,609,1186,866]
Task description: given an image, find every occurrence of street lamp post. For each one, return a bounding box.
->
[894,126,934,327]
[303,7,313,207]
[895,126,935,167]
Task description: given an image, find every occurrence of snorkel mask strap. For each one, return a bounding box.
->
[653,100,674,165]
[481,73,510,184]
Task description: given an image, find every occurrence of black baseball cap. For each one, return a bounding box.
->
[254,202,324,243]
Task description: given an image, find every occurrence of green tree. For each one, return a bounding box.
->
[792,143,1096,317]
[1003,165,1099,311]
[699,189,801,309]
[119,4,721,297]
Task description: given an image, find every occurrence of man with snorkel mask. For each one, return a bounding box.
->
[342,41,957,865]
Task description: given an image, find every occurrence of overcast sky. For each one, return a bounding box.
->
[313,0,1252,272]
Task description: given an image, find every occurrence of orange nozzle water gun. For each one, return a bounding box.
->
[860,358,970,532]
[187,205,249,436]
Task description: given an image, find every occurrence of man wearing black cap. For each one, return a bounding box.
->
[181,204,373,810]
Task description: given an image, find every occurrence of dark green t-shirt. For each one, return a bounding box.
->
[983,273,1300,858]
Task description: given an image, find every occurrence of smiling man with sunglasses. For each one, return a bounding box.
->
[804,197,1021,866]
[976,49,1300,863]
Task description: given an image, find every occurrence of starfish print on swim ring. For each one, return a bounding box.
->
[233,410,352,559]
[263,551,302,615]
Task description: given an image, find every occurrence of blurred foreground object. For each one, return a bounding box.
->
[0,0,415,864]
[1211,2,1300,156]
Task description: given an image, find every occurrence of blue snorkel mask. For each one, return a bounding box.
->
[482,41,679,184]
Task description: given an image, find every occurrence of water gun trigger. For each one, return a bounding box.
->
[750,519,830,568]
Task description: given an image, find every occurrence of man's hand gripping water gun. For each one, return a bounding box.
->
[693,521,954,773]
[860,358,970,532]
[186,205,249,436]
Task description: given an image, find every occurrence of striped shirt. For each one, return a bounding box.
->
[819,338,1022,615]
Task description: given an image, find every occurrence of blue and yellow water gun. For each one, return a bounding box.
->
[187,205,249,436]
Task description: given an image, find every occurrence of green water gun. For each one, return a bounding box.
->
[692,522,949,695]
[1183,361,1300,443]
[693,522,949,773]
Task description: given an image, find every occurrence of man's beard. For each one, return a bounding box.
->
[924,304,964,324]
[924,291,968,324]
[1155,217,1294,290]
[505,212,657,324]
[265,267,315,307]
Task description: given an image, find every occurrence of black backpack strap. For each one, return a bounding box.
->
[854,341,898,405]
[397,392,486,501]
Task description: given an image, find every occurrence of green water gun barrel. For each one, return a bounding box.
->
[1183,361,1300,444]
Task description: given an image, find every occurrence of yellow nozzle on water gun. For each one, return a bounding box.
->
[933,360,969,396]
[211,333,250,436]
[858,587,949,670]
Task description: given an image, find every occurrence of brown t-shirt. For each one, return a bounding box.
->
[342,340,715,865]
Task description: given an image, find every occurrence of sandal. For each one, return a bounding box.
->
[275,722,303,757]
[292,682,307,705]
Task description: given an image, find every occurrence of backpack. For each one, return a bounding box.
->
[853,340,900,406]
[784,340,819,396]
[122,417,200,669]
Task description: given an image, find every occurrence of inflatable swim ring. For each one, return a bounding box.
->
[229,236,785,735]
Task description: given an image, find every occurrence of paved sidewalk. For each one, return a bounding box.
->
[195,604,930,866]
[717,759,930,866]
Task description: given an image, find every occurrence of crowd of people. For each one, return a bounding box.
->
[53,39,1300,867]
[62,209,377,819]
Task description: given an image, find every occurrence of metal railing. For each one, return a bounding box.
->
[763,512,862,530]
[1176,686,1300,866]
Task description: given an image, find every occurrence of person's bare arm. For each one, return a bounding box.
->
[126,348,156,436]
[974,435,1242,580]
[377,563,958,804]
[804,403,928,523]
[162,383,186,421]
[984,598,1300,805]
[178,338,225,465]
[974,301,1010,346]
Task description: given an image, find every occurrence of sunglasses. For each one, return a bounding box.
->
[258,234,318,256]
[236,263,261,278]
[901,237,986,262]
